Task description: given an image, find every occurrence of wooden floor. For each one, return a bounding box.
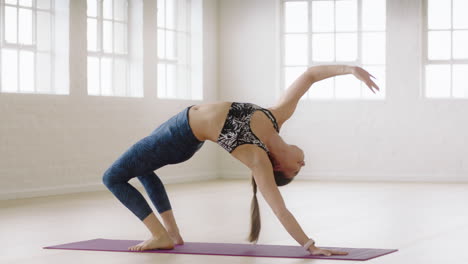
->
[1,179,468,264]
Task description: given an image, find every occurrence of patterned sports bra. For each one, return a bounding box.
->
[217,102,279,153]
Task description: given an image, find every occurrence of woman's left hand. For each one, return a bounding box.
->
[351,66,380,94]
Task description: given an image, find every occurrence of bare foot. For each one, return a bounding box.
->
[128,235,174,251]
[168,231,184,245]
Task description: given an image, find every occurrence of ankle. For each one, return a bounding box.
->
[150,228,170,239]
[166,227,179,235]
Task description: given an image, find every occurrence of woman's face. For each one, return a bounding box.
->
[280,145,305,179]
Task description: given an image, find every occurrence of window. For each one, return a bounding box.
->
[281,0,386,100]
[157,0,202,100]
[0,0,69,94]
[424,0,468,99]
[87,0,142,97]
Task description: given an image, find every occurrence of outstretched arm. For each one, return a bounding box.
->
[248,148,347,256]
[271,65,379,126]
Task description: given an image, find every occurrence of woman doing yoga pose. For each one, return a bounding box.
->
[102,65,379,256]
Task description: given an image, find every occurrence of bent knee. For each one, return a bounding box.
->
[102,169,113,187]
[102,167,126,187]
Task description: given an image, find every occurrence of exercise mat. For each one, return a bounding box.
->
[44,238,398,261]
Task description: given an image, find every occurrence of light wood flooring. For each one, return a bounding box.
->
[1,179,468,264]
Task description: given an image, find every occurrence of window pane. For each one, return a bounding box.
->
[37,11,51,51]
[335,74,361,99]
[5,0,17,4]
[19,50,34,92]
[453,30,468,59]
[284,1,308,33]
[453,64,468,98]
[362,32,386,64]
[103,21,113,53]
[453,0,468,29]
[114,0,127,21]
[362,0,386,31]
[157,0,166,28]
[114,58,127,96]
[336,33,357,61]
[87,18,98,51]
[336,0,357,32]
[103,0,113,19]
[285,34,308,65]
[312,33,335,62]
[425,64,450,98]
[87,0,97,17]
[19,8,33,45]
[284,66,307,91]
[114,22,127,54]
[36,52,51,93]
[428,0,451,30]
[166,30,176,60]
[166,0,175,29]
[177,0,189,31]
[5,6,18,43]
[177,32,188,65]
[362,65,385,99]
[428,31,451,60]
[37,0,51,10]
[312,1,334,32]
[158,30,166,58]
[101,58,113,95]
[18,0,32,7]
[157,64,166,97]
[166,64,176,98]
[87,57,100,95]
[1,49,18,92]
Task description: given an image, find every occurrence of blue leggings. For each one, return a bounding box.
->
[102,106,204,220]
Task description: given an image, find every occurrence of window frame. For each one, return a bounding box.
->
[0,0,55,93]
[422,0,468,99]
[87,0,131,97]
[280,0,387,100]
[157,0,193,100]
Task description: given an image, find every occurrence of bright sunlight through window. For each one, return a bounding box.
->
[157,0,202,100]
[424,0,468,99]
[1,0,69,94]
[282,0,386,100]
[87,0,143,97]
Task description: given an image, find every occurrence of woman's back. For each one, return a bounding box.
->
[188,101,232,142]
[189,102,280,147]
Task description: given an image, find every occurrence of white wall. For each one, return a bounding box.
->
[0,0,219,200]
[218,0,468,182]
[2,0,467,201]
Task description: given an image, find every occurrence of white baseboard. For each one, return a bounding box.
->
[0,172,218,201]
[2,170,466,201]
[220,171,468,183]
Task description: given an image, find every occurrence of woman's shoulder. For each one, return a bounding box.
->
[230,144,271,169]
[265,107,284,130]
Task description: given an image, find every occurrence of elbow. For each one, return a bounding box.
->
[305,67,318,83]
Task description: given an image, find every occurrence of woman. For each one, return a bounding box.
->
[102,64,379,256]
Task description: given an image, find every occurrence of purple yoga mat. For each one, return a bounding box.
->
[44,238,398,261]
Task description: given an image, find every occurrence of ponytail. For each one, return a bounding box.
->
[248,176,261,243]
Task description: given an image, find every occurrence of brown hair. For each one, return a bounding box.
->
[248,157,293,243]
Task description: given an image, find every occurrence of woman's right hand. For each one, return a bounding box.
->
[308,245,348,256]
[351,66,380,94]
